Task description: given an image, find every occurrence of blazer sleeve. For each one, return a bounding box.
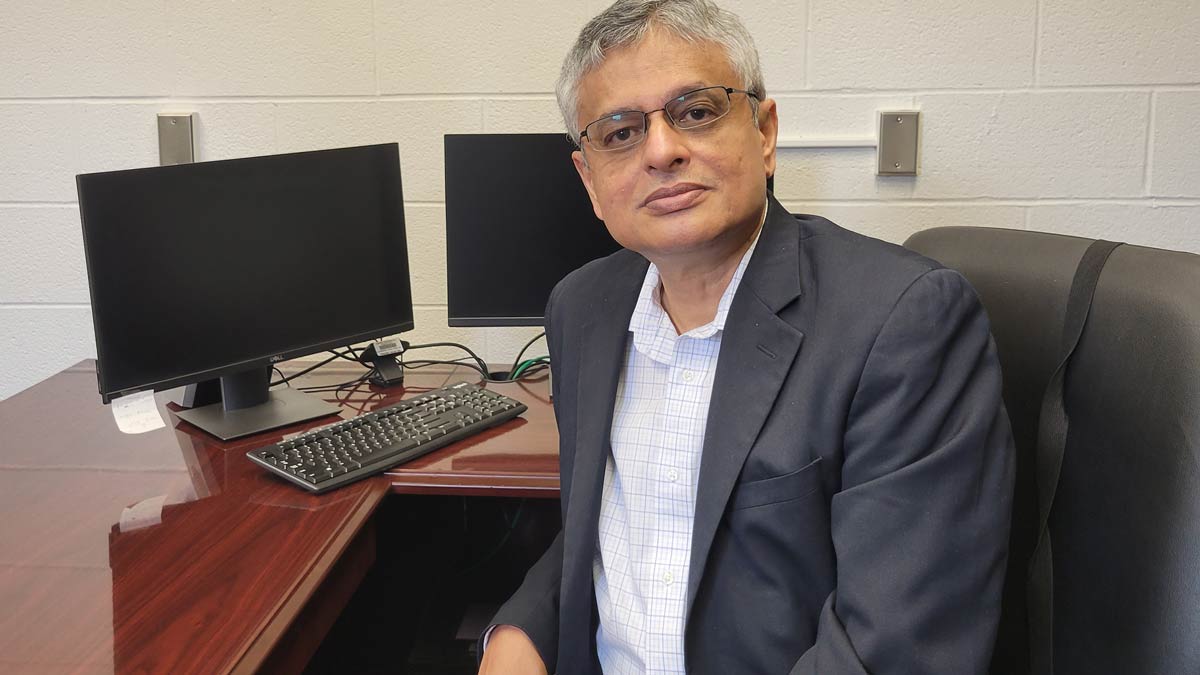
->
[480,530,564,669]
[477,278,571,671]
[791,268,1016,675]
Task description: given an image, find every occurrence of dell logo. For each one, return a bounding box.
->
[268,354,284,363]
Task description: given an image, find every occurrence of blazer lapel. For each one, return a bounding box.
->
[558,253,647,663]
[686,197,806,616]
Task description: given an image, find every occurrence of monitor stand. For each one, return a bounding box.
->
[176,366,339,441]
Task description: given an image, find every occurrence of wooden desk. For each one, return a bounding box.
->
[0,360,557,674]
[385,374,559,499]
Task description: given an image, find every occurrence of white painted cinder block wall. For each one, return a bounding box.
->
[1,1,1197,400]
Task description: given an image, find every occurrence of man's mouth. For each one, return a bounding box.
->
[640,183,707,214]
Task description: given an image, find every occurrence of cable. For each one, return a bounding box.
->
[400,355,480,371]
[401,341,489,376]
[334,379,387,414]
[334,348,363,364]
[270,352,343,387]
[522,363,550,376]
[400,357,541,384]
[270,346,370,388]
[508,332,547,377]
[297,371,373,393]
[510,355,550,380]
[401,357,490,379]
[399,339,556,382]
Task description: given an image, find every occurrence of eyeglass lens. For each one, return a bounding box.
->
[584,87,733,152]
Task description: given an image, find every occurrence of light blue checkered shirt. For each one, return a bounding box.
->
[594,225,762,674]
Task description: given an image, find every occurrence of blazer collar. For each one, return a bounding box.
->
[738,195,804,314]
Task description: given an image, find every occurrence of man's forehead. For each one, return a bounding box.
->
[575,30,738,119]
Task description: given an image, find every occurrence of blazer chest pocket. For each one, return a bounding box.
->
[729,457,823,511]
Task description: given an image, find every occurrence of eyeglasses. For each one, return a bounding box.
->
[579,85,758,153]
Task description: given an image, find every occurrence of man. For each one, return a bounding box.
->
[480,1,1015,673]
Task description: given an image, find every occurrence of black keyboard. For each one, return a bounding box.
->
[247,381,527,493]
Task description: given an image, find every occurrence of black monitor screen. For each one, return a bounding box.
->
[444,133,621,326]
[77,144,413,400]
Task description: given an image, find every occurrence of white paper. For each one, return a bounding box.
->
[119,494,167,532]
[111,390,165,434]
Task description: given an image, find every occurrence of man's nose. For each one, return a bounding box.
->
[641,110,689,172]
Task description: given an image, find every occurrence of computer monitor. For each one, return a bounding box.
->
[76,143,414,440]
[444,133,621,327]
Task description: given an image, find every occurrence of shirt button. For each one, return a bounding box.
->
[666,469,679,482]
[682,370,695,382]
[662,571,674,585]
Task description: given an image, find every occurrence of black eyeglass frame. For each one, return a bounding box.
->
[577,85,760,152]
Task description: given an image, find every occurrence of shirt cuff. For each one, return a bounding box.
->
[481,624,499,652]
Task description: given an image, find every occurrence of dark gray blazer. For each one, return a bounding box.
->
[487,195,1015,674]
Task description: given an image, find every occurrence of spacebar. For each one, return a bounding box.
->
[361,438,420,467]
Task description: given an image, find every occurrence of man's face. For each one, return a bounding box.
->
[571,27,778,263]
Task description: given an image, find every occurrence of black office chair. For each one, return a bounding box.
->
[904,227,1200,675]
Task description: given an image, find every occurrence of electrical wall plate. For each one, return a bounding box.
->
[157,113,196,166]
[877,111,919,175]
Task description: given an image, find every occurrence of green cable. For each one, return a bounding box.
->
[510,357,546,380]
[510,355,550,380]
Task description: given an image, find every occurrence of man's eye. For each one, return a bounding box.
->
[604,125,641,146]
[684,106,716,121]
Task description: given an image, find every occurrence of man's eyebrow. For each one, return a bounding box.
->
[592,82,711,121]
[662,82,709,102]
[593,105,640,122]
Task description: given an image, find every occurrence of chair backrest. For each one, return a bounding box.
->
[904,226,1200,675]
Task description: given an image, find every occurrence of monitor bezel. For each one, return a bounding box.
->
[91,319,415,404]
[447,316,543,328]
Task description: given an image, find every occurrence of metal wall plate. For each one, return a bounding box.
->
[877,111,919,175]
[157,113,196,166]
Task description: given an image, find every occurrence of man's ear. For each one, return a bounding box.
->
[756,98,779,182]
[572,149,605,222]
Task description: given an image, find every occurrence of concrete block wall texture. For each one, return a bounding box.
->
[0,0,1197,400]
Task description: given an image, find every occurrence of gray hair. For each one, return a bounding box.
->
[556,0,766,144]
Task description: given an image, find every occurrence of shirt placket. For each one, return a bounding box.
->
[640,339,697,672]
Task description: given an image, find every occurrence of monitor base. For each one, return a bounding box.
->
[177,389,340,441]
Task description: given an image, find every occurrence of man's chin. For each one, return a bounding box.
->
[629,226,726,260]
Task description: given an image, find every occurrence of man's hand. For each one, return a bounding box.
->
[478,625,548,675]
